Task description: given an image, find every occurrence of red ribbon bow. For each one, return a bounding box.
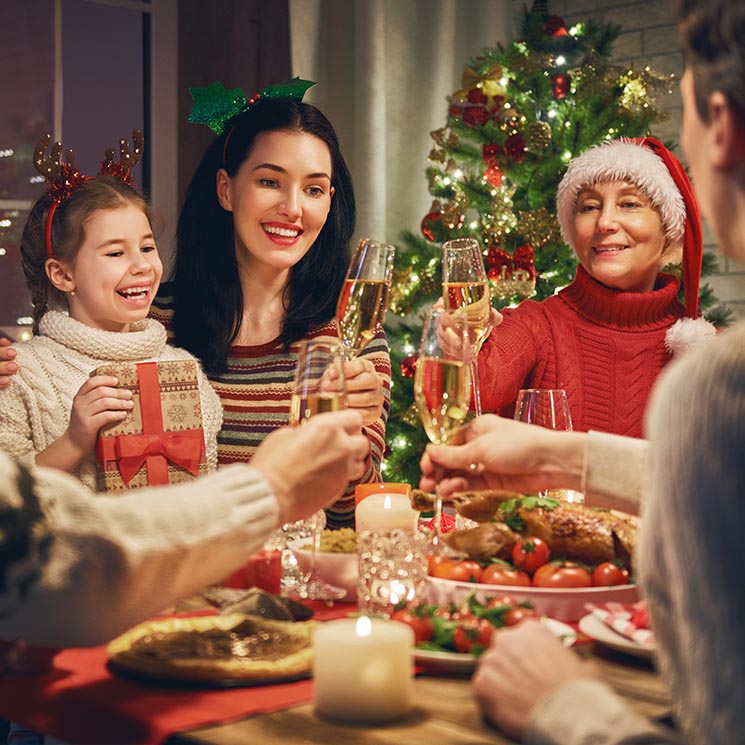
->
[98,430,205,486]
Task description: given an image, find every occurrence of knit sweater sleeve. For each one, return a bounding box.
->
[527,678,681,745]
[478,300,548,415]
[0,454,279,647]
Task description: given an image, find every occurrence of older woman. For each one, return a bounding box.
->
[478,137,714,437]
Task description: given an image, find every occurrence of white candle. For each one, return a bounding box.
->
[313,616,414,723]
[355,493,419,534]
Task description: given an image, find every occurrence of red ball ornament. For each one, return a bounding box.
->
[463,106,491,127]
[504,133,527,164]
[551,73,570,100]
[421,210,441,241]
[401,355,417,379]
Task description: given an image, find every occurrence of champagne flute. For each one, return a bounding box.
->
[414,306,472,549]
[442,238,493,416]
[336,238,395,360]
[288,339,348,599]
[514,388,582,502]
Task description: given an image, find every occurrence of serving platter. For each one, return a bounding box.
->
[427,575,638,622]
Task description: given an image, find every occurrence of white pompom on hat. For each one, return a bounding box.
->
[556,137,704,320]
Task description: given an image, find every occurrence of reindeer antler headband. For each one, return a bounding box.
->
[34,129,144,258]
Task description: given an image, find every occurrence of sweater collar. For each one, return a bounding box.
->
[38,311,168,360]
[559,265,686,329]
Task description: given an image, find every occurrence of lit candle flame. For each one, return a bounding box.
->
[355,615,373,638]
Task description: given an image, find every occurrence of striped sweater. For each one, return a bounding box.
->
[479,265,687,438]
[150,289,391,528]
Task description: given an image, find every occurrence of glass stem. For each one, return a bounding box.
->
[470,359,482,416]
[308,511,321,579]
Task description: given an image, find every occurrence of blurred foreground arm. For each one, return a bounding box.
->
[0,411,366,648]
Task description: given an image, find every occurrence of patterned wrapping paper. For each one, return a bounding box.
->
[94,360,207,492]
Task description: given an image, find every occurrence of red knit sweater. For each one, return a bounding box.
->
[478,265,687,438]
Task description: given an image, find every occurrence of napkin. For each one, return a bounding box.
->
[585,600,655,648]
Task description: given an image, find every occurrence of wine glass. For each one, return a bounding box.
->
[336,238,395,360]
[414,306,472,549]
[514,388,582,502]
[288,339,348,599]
[441,238,493,416]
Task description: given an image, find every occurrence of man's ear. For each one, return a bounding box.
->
[708,91,745,169]
[45,259,74,293]
[216,169,234,212]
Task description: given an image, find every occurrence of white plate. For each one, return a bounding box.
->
[578,613,655,660]
[427,575,639,623]
[414,617,576,674]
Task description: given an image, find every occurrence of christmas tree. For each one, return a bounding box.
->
[382,4,731,487]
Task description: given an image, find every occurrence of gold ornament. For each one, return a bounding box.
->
[418,266,438,294]
[524,121,552,152]
[499,107,524,133]
[401,404,421,428]
[453,62,504,102]
[517,208,562,248]
[388,267,413,315]
[428,148,446,163]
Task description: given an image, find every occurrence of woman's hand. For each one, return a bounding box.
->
[339,358,385,427]
[419,414,586,497]
[472,620,597,740]
[0,337,18,389]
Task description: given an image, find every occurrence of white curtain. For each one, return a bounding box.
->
[290,0,513,245]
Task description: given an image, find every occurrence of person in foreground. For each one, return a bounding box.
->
[477,133,713,438]
[422,1,745,742]
[0,409,367,652]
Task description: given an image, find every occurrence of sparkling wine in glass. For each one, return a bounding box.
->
[288,340,348,599]
[414,306,472,549]
[442,238,493,416]
[336,239,395,360]
[514,388,582,502]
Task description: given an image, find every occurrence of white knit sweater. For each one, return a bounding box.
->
[0,311,222,490]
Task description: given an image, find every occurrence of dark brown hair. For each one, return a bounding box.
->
[21,177,154,332]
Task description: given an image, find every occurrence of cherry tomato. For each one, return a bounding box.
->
[433,559,483,583]
[592,562,630,587]
[391,608,434,644]
[481,564,531,587]
[532,562,592,588]
[427,553,449,576]
[453,618,494,654]
[485,594,519,610]
[511,537,550,574]
[503,606,539,626]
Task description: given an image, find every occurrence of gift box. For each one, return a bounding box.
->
[94,360,207,491]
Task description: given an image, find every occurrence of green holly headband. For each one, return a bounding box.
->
[187,78,317,135]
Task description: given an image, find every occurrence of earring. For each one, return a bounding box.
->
[69,290,76,297]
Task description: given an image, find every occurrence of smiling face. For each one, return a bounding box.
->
[53,204,162,332]
[572,181,668,293]
[216,129,334,279]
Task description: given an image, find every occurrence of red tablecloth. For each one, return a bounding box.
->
[0,603,351,745]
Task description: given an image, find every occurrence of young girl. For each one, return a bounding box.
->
[151,82,390,529]
[0,133,222,491]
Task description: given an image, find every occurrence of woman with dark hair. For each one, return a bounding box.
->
[150,89,389,529]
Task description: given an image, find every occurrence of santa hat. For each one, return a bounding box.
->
[556,137,703,319]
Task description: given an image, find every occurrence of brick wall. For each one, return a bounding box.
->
[522,0,745,319]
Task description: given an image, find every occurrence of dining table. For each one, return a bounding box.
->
[0,596,673,745]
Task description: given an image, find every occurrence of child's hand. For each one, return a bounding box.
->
[65,376,134,455]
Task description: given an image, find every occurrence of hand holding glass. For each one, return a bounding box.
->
[288,340,348,599]
[442,238,492,415]
[336,239,395,360]
[414,306,472,548]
